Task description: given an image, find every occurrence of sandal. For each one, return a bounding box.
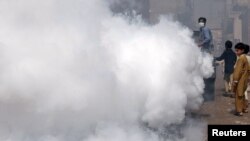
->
[234,112,243,116]
[243,110,248,113]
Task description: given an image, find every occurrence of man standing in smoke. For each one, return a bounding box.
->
[198,17,213,54]
[197,17,216,101]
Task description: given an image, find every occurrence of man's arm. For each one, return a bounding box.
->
[200,28,211,46]
[215,52,225,61]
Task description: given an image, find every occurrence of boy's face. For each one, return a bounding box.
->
[235,49,244,56]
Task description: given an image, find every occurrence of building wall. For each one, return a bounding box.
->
[228,0,250,43]
[148,0,250,44]
[110,0,150,22]
[193,0,226,30]
[235,0,249,6]
[149,0,228,29]
[233,13,243,42]
[149,0,192,26]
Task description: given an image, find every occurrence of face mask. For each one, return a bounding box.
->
[199,22,205,27]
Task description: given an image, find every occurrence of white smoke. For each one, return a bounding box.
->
[0,0,213,141]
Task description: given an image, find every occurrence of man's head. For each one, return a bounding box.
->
[225,40,232,49]
[198,17,206,27]
[235,43,245,56]
[244,44,249,54]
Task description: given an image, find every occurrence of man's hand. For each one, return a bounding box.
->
[232,81,238,93]
[232,85,235,93]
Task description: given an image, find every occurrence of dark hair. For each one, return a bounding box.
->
[225,40,232,48]
[235,42,245,50]
[198,17,207,23]
[244,44,249,54]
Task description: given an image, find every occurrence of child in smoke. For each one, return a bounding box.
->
[232,43,249,116]
[215,40,237,97]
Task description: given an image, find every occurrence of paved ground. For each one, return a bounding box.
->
[199,64,250,125]
[197,64,250,141]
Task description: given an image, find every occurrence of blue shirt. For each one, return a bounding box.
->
[199,26,213,49]
[216,48,237,74]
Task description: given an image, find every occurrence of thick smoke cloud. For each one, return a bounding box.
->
[0,0,213,140]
